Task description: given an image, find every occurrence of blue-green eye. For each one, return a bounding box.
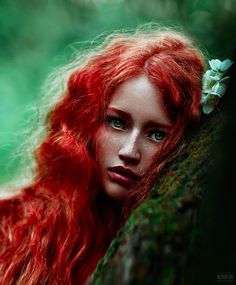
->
[107,116,125,129]
[149,130,166,142]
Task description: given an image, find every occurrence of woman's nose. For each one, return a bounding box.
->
[118,131,141,164]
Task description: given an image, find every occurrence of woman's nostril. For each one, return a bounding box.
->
[118,145,141,163]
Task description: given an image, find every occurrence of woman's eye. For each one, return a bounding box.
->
[149,130,166,142]
[107,116,125,130]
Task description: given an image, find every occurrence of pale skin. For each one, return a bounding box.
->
[95,74,172,200]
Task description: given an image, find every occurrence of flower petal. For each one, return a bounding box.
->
[203,105,215,114]
[212,83,226,96]
[205,93,220,105]
[209,59,222,71]
[220,59,233,72]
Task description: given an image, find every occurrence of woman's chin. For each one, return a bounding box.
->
[103,181,130,201]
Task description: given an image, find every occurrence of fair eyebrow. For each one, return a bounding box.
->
[107,107,172,130]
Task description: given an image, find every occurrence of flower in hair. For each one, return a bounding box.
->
[201,59,233,114]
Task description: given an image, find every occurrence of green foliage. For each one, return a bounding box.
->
[0,0,235,183]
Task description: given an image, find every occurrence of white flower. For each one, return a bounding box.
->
[209,59,233,72]
[201,59,233,114]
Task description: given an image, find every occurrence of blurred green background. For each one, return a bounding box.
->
[0,0,235,184]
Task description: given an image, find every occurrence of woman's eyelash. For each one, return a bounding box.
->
[106,115,125,129]
[149,130,166,141]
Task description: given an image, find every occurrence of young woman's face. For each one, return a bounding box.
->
[95,74,172,200]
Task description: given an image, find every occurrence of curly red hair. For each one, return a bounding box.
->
[0,28,204,284]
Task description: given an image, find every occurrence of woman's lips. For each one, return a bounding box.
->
[108,170,136,187]
[107,166,139,188]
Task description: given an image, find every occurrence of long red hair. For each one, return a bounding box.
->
[0,28,204,284]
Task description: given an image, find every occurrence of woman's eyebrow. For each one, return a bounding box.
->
[108,107,172,130]
[107,107,132,120]
[144,121,172,130]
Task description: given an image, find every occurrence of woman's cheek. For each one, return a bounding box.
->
[141,141,160,171]
[95,126,120,160]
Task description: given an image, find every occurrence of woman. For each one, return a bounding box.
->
[0,27,204,284]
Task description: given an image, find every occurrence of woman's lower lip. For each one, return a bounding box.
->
[108,170,136,187]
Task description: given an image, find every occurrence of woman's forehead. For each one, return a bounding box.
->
[108,74,172,126]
